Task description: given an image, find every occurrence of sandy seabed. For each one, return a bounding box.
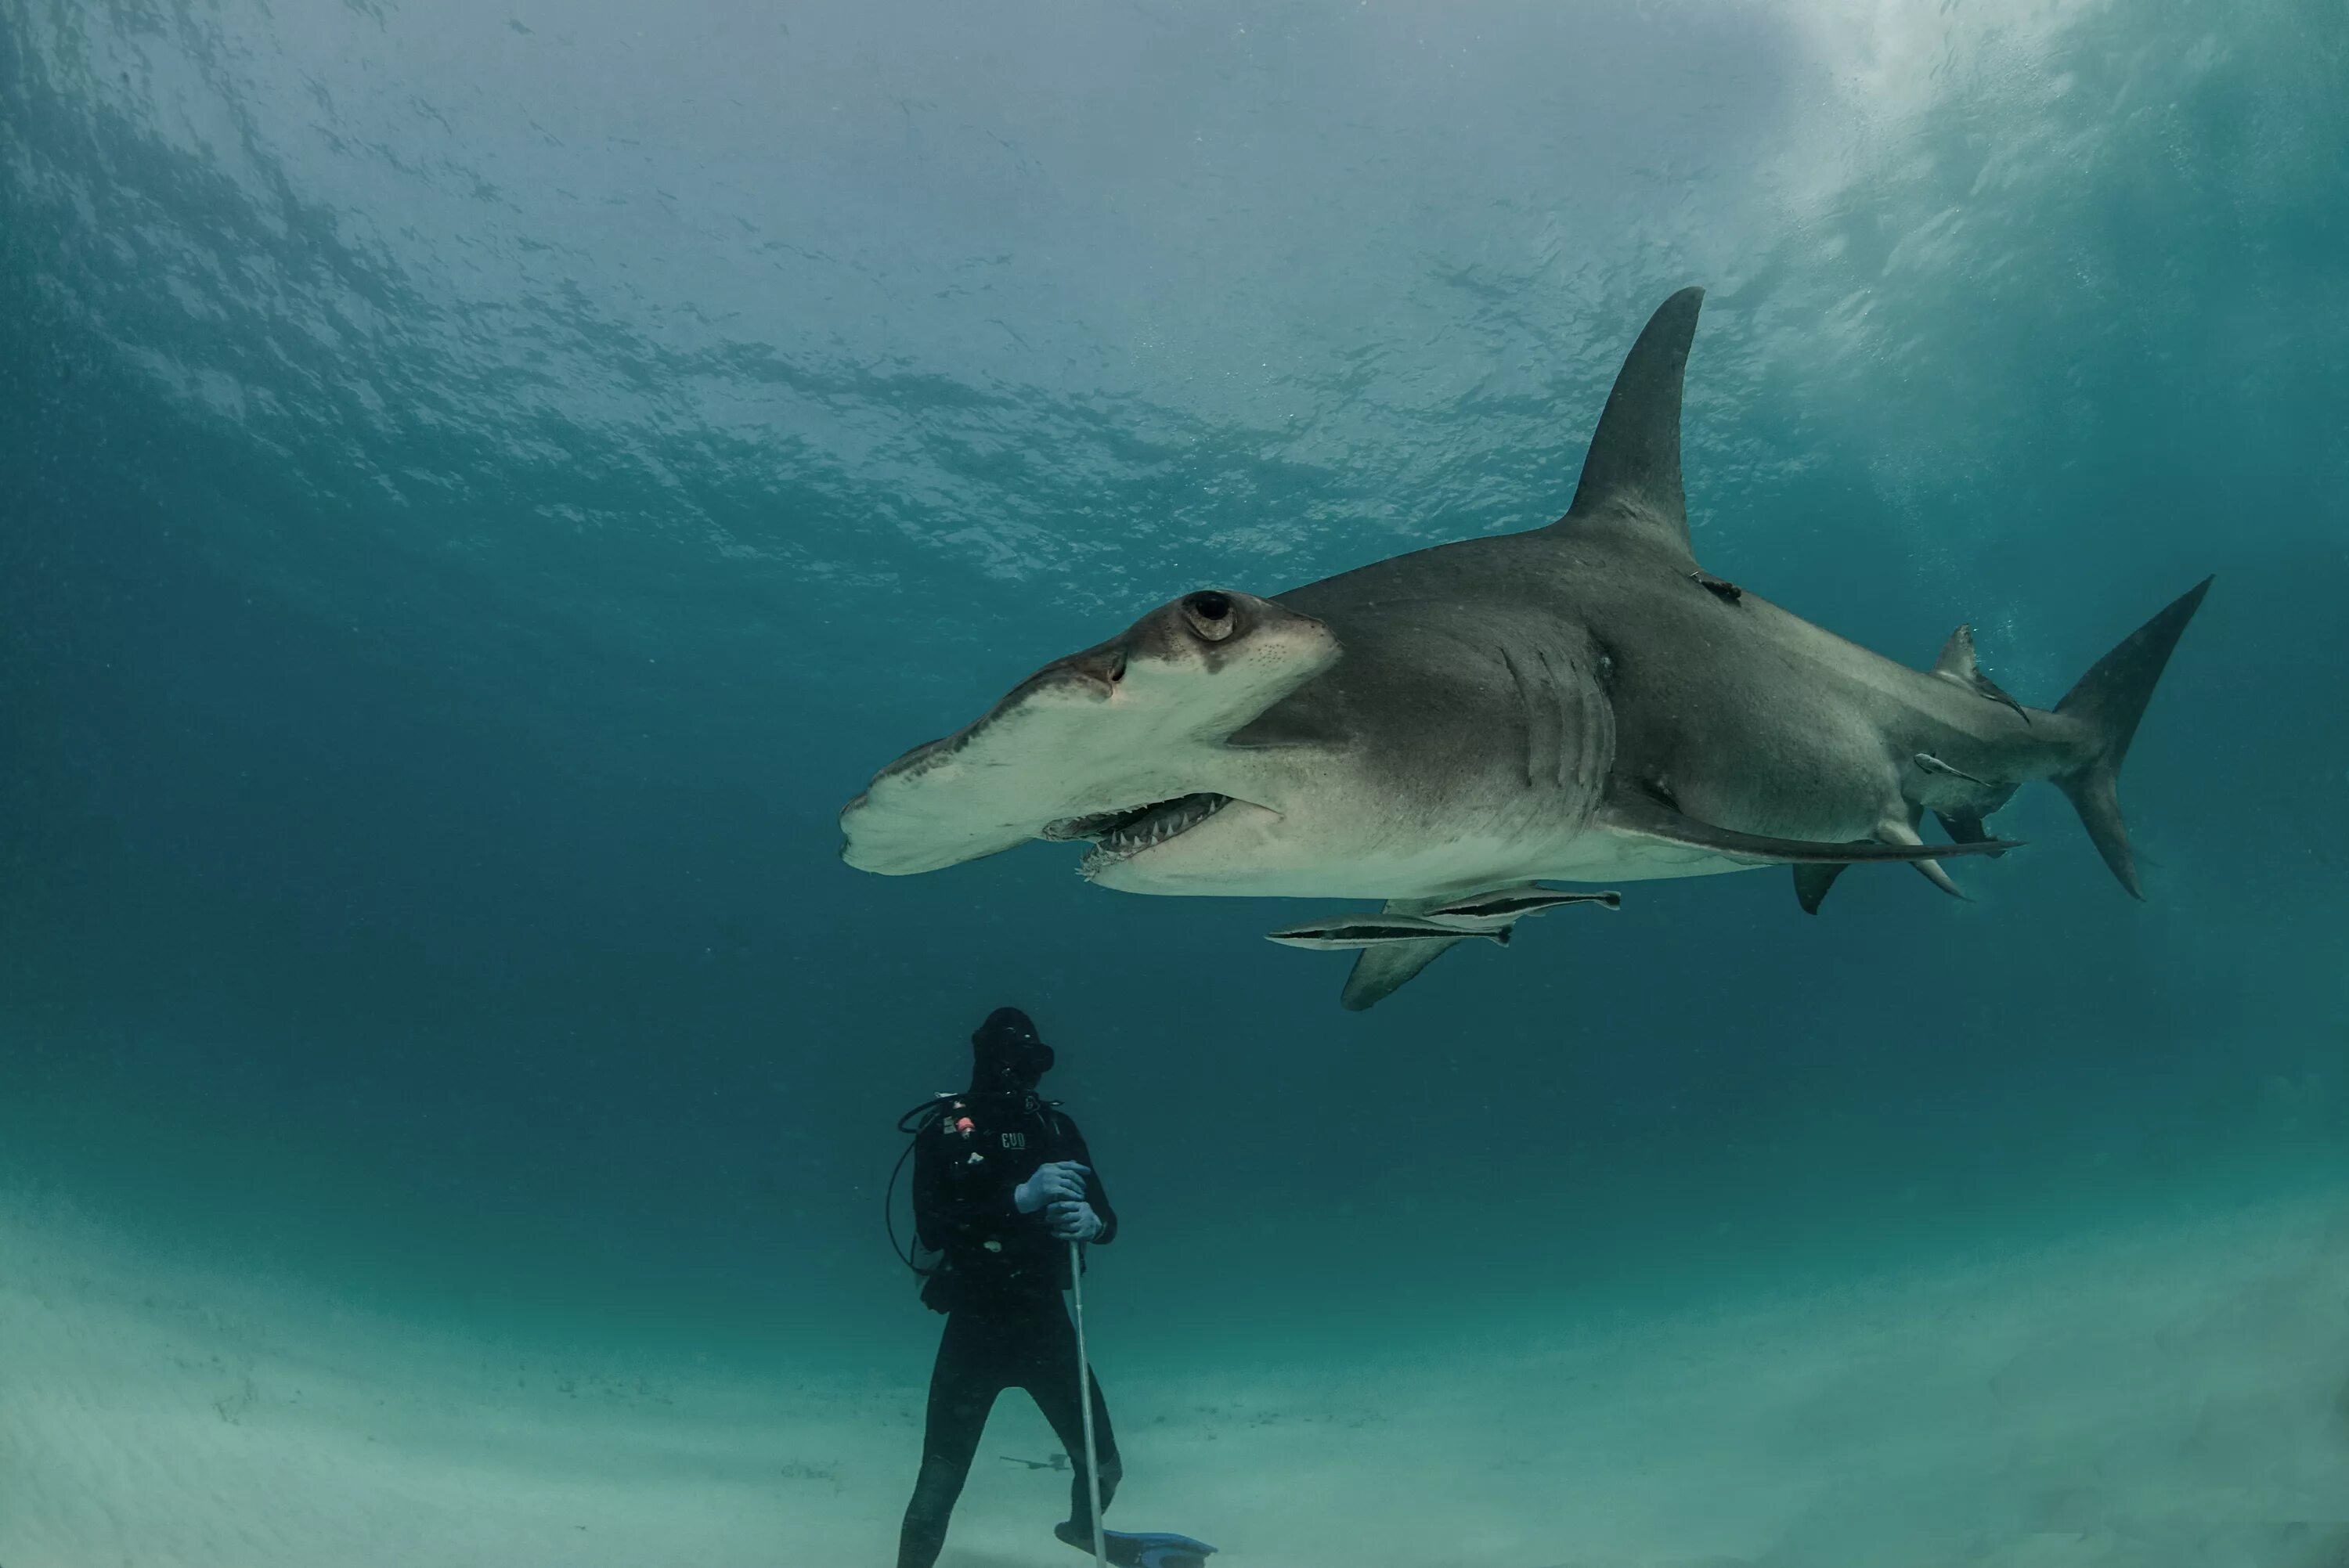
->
[2,1188,2344,1568]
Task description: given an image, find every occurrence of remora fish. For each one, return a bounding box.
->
[1264,884,1620,1000]
[839,287,2211,1008]
[1423,885,1623,932]
[1265,913,1513,952]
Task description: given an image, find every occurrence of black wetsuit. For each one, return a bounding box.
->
[897,1088,1120,1568]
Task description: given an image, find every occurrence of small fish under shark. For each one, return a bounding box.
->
[1268,887,1616,971]
[839,287,2211,1009]
[1266,886,1623,951]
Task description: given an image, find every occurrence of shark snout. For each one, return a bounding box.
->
[838,587,1342,878]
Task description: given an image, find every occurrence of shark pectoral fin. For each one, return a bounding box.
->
[1339,938,1466,1011]
[1792,863,1847,914]
[1600,791,2022,868]
[1335,898,1469,1011]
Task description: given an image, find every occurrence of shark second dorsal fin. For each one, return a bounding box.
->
[1933,624,1984,682]
[1931,624,2030,723]
[1551,287,1705,560]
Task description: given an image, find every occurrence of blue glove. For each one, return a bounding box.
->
[1013,1161,1091,1215]
[1047,1199,1105,1242]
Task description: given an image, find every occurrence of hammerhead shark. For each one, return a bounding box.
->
[839,287,2210,1008]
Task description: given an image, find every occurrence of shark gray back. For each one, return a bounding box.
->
[840,288,2210,1008]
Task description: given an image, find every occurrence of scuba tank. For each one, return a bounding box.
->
[885,1089,1062,1310]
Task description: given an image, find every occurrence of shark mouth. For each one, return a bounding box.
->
[1044,792,1236,875]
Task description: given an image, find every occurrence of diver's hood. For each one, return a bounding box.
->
[970,1005,1055,1091]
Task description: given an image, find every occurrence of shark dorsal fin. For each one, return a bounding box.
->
[1552,286,1705,559]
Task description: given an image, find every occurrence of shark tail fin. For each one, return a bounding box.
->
[2052,577,2213,899]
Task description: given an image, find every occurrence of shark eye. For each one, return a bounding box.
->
[1182,591,1237,643]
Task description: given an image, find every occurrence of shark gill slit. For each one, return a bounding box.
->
[1543,647,1579,792]
[1531,647,1568,792]
[1569,649,1615,806]
[1499,647,1544,790]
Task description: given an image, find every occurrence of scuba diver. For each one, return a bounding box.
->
[891,1006,1214,1568]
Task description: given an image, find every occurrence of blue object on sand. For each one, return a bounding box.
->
[1055,1519,1218,1567]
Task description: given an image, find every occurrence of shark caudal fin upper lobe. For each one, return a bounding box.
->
[2053,576,2214,899]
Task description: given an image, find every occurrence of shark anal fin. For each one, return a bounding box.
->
[1601,790,2022,868]
[1552,287,1704,559]
[1792,863,1847,914]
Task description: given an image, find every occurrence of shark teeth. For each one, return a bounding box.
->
[1064,793,1233,877]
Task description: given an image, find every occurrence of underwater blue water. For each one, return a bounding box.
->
[2,1,2345,1563]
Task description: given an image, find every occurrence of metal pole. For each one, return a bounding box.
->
[1070,1239,1109,1568]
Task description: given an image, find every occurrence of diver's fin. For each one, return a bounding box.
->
[1058,1521,1218,1568]
[1337,899,1467,1011]
[1932,624,2030,723]
[1551,287,1704,558]
[2053,576,2214,899]
[1792,863,1847,914]
[1601,789,2022,868]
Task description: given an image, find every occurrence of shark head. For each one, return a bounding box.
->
[839,589,1340,878]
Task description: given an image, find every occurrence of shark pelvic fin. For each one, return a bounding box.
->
[1877,816,1969,901]
[1553,287,1704,559]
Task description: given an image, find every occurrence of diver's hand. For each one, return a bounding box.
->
[1013,1162,1092,1215]
[1047,1199,1105,1242]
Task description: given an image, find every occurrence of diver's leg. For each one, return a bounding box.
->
[1022,1303,1123,1533]
[898,1311,1009,1568]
